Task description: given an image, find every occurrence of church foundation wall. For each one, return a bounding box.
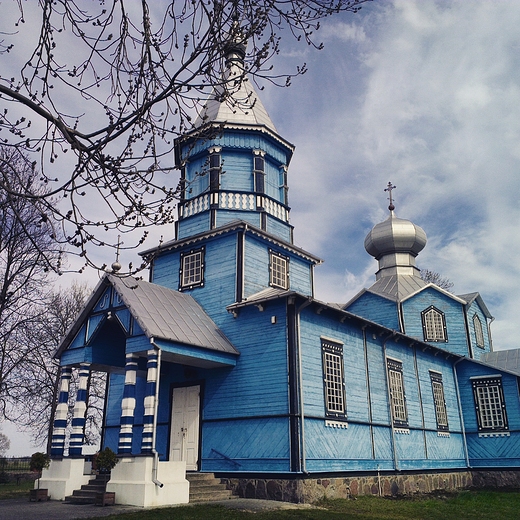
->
[223,469,520,503]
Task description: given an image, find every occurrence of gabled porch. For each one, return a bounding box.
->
[41,274,238,507]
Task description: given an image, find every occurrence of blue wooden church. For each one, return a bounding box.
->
[40,38,520,506]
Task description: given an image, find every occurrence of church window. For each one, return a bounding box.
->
[269,251,289,290]
[471,376,508,433]
[179,247,205,290]
[253,152,265,194]
[421,306,447,342]
[387,358,408,428]
[208,148,221,192]
[430,371,449,431]
[473,314,485,349]
[321,339,346,419]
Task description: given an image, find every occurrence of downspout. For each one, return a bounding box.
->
[296,297,313,475]
[150,341,164,487]
[382,332,399,471]
[488,317,495,352]
[453,357,470,468]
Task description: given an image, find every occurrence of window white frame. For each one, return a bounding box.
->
[387,358,408,428]
[179,247,205,290]
[269,251,289,290]
[321,339,346,419]
[473,314,485,349]
[430,371,449,431]
[471,376,508,433]
[422,306,448,342]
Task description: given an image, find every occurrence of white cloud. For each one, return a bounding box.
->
[270,0,520,351]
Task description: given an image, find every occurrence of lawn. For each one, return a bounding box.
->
[0,480,34,500]
[97,491,520,520]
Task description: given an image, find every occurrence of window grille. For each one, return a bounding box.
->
[430,371,449,431]
[387,359,408,428]
[422,306,447,342]
[473,314,485,349]
[269,252,289,290]
[321,339,346,419]
[472,377,508,432]
[179,248,205,290]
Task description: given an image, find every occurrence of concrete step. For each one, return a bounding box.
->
[187,472,236,503]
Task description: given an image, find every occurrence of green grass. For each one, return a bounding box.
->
[2,483,520,519]
[97,491,520,520]
[0,480,34,500]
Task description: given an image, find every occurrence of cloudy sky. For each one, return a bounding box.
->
[3,0,520,454]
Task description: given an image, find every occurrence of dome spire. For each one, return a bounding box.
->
[384,181,396,211]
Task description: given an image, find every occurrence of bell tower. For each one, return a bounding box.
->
[174,30,295,243]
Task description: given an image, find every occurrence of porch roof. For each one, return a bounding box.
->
[56,275,239,363]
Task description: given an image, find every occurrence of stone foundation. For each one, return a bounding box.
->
[224,470,485,503]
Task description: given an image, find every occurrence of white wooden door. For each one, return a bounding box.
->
[170,385,200,470]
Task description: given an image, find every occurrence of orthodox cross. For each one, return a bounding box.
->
[384,182,396,211]
[111,235,123,273]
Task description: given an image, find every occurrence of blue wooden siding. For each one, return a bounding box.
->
[456,359,520,468]
[402,288,470,356]
[180,131,291,168]
[466,301,491,359]
[220,152,253,192]
[265,216,292,243]
[202,417,290,472]
[214,209,262,230]
[177,213,211,239]
[243,235,312,298]
[103,371,146,455]
[296,307,467,472]
[345,292,400,330]
[183,154,208,198]
[151,301,291,469]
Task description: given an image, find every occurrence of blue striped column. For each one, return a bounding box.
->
[51,367,72,457]
[141,349,159,454]
[118,354,138,454]
[69,363,91,456]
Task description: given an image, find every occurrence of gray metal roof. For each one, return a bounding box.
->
[458,292,493,319]
[56,275,238,359]
[481,349,520,376]
[193,63,277,132]
[366,274,428,301]
[109,275,238,355]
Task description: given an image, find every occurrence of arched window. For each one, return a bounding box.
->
[421,306,447,342]
[473,314,485,349]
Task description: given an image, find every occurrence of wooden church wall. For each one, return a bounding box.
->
[345,292,400,331]
[243,234,313,299]
[456,360,520,468]
[177,213,211,239]
[298,307,466,473]
[265,216,292,243]
[198,301,292,472]
[402,288,469,357]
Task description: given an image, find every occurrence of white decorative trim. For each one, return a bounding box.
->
[437,431,450,438]
[394,428,410,435]
[478,431,510,438]
[325,420,348,429]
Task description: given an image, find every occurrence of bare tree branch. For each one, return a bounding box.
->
[0,0,369,273]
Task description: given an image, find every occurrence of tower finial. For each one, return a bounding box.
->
[384,182,396,211]
[111,235,122,273]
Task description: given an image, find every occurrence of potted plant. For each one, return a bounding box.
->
[94,448,118,506]
[95,447,119,474]
[29,452,50,501]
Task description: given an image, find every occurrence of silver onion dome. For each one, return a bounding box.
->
[364,211,427,260]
